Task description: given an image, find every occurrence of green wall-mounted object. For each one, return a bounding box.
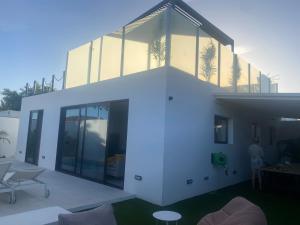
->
[211,152,227,167]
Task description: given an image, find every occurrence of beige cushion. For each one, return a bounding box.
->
[58,204,117,225]
[198,197,267,225]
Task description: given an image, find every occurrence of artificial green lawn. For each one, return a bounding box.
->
[113,182,300,225]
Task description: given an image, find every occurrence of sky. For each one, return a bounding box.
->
[0,0,300,93]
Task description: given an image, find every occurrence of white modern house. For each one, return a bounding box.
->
[16,0,297,206]
[0,110,20,157]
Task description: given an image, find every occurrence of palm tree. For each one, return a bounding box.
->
[200,40,217,82]
[0,130,11,144]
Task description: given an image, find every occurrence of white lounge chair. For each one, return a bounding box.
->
[0,162,15,203]
[6,168,50,203]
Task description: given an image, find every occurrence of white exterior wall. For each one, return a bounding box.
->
[0,116,19,157]
[16,68,168,205]
[17,67,279,206]
[162,68,255,205]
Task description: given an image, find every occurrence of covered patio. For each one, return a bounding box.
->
[0,161,134,217]
[216,92,300,193]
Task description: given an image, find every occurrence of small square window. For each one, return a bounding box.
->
[214,115,228,144]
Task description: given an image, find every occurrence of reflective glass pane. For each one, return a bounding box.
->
[198,29,219,85]
[81,104,109,181]
[220,44,234,92]
[214,116,228,144]
[170,9,197,76]
[66,43,90,88]
[261,74,271,93]
[235,56,249,93]
[100,31,122,81]
[250,66,260,93]
[124,10,166,75]
[60,108,80,172]
[271,83,278,93]
[90,38,101,83]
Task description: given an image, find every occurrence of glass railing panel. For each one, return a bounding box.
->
[90,38,101,83]
[170,9,197,76]
[250,66,260,93]
[99,30,122,81]
[198,29,219,86]
[235,56,249,93]
[261,74,270,93]
[65,42,91,88]
[124,9,166,76]
[271,83,278,93]
[220,44,234,92]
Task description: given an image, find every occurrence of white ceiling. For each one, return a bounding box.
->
[215,93,300,118]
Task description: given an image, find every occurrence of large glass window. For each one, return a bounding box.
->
[81,104,109,181]
[170,9,197,76]
[57,101,129,189]
[250,66,260,93]
[214,115,228,144]
[100,31,122,81]
[198,30,219,85]
[235,56,249,93]
[65,43,91,88]
[220,44,234,92]
[124,10,166,76]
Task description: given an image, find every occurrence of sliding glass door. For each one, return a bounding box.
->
[81,104,109,181]
[25,110,43,165]
[56,101,128,188]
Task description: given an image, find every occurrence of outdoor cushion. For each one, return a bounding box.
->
[58,204,117,225]
[197,197,267,225]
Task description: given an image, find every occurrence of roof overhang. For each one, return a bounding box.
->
[215,93,300,118]
[128,0,234,48]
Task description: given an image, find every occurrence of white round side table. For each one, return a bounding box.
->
[153,211,182,225]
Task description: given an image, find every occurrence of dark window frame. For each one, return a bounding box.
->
[25,110,44,165]
[214,115,229,144]
[55,99,129,189]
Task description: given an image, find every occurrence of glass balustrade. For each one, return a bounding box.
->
[65,7,276,93]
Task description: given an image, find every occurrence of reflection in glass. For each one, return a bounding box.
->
[170,9,197,76]
[81,105,109,181]
[60,108,80,172]
[124,10,166,75]
[100,31,122,81]
[220,44,234,91]
[261,74,271,93]
[250,66,260,93]
[65,43,91,88]
[214,116,228,144]
[235,56,249,93]
[198,30,219,85]
[57,101,128,188]
[271,83,278,93]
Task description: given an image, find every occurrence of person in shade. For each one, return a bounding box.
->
[248,138,264,190]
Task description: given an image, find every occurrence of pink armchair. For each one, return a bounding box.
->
[198,197,267,225]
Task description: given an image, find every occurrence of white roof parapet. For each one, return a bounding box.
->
[0,110,20,118]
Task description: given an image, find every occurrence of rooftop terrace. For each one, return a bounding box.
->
[24,0,278,97]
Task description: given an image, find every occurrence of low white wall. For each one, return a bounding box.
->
[0,117,19,157]
[17,68,168,205]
